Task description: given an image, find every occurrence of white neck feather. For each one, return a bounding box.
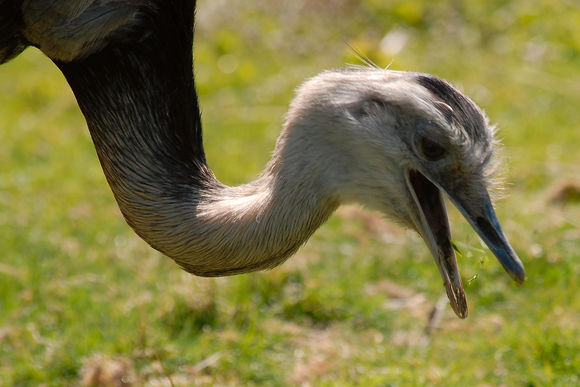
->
[195,177,336,275]
[133,147,339,276]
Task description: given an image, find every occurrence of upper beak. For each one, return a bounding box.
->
[449,189,526,284]
[406,169,525,319]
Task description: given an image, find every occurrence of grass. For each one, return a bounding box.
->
[1,0,580,385]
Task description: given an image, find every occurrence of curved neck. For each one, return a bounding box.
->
[55,2,338,275]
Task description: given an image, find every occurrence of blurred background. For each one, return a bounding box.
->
[0,0,579,385]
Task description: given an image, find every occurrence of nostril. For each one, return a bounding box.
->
[475,216,502,247]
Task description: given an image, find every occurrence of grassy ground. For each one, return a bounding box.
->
[1,0,579,385]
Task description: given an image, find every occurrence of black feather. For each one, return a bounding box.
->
[55,0,208,197]
[416,74,487,143]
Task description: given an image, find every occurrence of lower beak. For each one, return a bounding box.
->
[406,169,526,319]
[406,169,468,318]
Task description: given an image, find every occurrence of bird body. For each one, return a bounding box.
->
[0,0,525,318]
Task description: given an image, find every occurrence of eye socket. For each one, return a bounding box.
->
[415,136,447,161]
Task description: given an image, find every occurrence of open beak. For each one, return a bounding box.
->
[406,169,525,319]
[406,169,467,318]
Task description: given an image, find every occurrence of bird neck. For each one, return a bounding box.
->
[54,5,339,275]
[191,169,339,275]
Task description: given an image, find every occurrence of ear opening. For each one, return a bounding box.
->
[349,96,388,120]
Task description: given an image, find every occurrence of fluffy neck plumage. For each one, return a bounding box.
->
[55,8,339,276]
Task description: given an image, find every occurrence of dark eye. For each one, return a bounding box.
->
[417,136,447,161]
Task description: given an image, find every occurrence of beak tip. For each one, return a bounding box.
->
[512,269,526,285]
[492,245,526,285]
[455,306,469,319]
[445,283,469,319]
[505,255,526,285]
[451,304,468,319]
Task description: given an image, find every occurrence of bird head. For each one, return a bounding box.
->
[287,68,525,318]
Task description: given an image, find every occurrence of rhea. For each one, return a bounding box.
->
[0,0,525,318]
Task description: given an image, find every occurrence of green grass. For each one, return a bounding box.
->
[1,1,579,385]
